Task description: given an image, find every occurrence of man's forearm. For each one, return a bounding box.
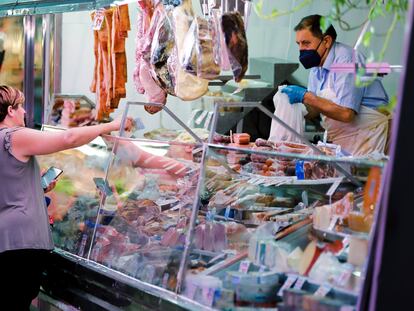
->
[303,92,355,123]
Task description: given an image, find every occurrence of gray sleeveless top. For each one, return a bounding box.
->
[0,127,54,253]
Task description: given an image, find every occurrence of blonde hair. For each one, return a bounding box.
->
[0,85,25,122]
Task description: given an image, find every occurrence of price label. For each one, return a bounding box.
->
[92,10,105,31]
[294,276,306,290]
[202,287,215,307]
[314,283,331,297]
[195,110,209,125]
[186,283,197,299]
[335,268,353,287]
[277,275,298,296]
[259,265,267,272]
[328,215,340,231]
[326,178,344,197]
[239,260,250,273]
[187,109,200,126]
[224,206,231,220]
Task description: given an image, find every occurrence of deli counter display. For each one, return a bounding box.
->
[38,102,385,310]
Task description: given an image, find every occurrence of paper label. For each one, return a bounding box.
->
[314,283,331,297]
[187,109,200,126]
[186,283,197,299]
[326,178,343,196]
[277,275,298,296]
[224,206,231,220]
[195,110,209,125]
[203,287,215,307]
[259,265,267,272]
[204,111,214,130]
[239,260,250,273]
[335,269,353,287]
[294,276,306,290]
[92,10,105,31]
[328,215,340,231]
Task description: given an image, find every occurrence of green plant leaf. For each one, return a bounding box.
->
[363,31,372,47]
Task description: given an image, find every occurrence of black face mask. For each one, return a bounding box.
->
[299,39,326,69]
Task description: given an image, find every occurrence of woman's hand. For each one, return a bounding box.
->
[111,116,134,132]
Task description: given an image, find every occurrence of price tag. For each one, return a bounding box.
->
[187,109,200,126]
[326,178,344,197]
[302,191,309,207]
[328,215,340,231]
[202,287,215,307]
[92,10,105,31]
[335,267,353,287]
[294,276,306,290]
[239,260,250,273]
[277,275,298,296]
[259,265,267,272]
[195,110,209,125]
[204,111,214,130]
[186,283,197,299]
[224,206,231,220]
[162,273,169,288]
[314,283,331,297]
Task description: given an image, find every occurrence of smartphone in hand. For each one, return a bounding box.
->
[41,166,63,189]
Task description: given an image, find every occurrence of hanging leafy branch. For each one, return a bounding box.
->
[253,0,313,20]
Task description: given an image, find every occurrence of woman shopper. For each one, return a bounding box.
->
[0,85,132,309]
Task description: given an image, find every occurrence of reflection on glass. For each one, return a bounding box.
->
[0,16,24,89]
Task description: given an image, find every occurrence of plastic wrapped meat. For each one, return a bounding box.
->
[194,224,204,250]
[172,0,208,100]
[134,0,168,112]
[150,7,176,95]
[133,0,152,94]
[255,138,275,148]
[312,161,336,179]
[181,19,197,75]
[212,9,231,71]
[221,12,248,82]
[203,223,214,251]
[212,222,227,252]
[119,199,161,224]
[196,17,221,79]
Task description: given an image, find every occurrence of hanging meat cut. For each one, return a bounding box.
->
[221,12,248,82]
[90,5,130,121]
[172,0,209,100]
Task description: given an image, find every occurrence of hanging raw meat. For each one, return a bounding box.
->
[90,5,130,121]
[136,0,168,113]
[133,0,153,94]
[150,6,176,95]
[221,11,248,82]
[195,16,221,79]
[172,0,209,100]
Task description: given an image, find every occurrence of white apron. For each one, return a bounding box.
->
[318,80,391,156]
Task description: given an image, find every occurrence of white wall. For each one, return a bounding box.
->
[60,0,407,128]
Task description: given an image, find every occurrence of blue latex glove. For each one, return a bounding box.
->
[281,85,307,104]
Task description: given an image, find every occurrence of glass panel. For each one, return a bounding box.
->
[0,16,24,89]
[180,102,385,309]
[37,125,110,259]
[88,103,201,292]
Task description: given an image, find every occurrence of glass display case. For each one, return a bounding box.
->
[177,101,385,310]
[38,101,385,310]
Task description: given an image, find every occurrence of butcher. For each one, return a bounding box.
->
[281,14,391,156]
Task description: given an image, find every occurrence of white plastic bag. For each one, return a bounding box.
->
[269,85,304,143]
